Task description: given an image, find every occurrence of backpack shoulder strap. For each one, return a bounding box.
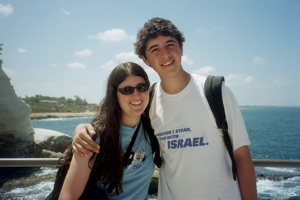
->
[204,75,237,181]
[142,83,162,168]
[144,82,157,127]
[204,76,225,128]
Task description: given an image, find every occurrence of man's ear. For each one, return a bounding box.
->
[141,55,150,66]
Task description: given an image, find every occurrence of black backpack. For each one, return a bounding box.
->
[204,76,237,181]
[147,75,237,181]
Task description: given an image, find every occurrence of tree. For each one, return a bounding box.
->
[83,99,88,105]
[66,98,75,105]
[59,97,67,105]
[74,95,84,105]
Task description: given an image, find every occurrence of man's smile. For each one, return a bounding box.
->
[162,60,174,67]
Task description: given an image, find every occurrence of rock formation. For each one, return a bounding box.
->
[0,59,35,158]
[0,58,72,158]
[33,128,72,158]
[0,60,34,141]
[0,53,78,194]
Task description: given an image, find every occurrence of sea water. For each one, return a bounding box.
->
[242,107,300,200]
[1,107,299,199]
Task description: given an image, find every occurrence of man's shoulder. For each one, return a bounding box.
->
[191,73,206,80]
[191,73,207,87]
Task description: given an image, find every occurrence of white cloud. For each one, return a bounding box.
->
[226,74,255,86]
[115,52,140,63]
[88,29,130,42]
[252,57,266,65]
[101,52,142,70]
[17,48,27,53]
[0,4,13,16]
[67,62,86,69]
[60,8,70,15]
[101,60,117,70]
[74,49,93,57]
[271,76,290,87]
[244,76,254,83]
[193,66,216,76]
[182,55,194,65]
[3,68,16,77]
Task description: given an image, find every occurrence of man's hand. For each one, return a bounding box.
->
[72,124,100,156]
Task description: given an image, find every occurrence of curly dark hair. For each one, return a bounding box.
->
[63,62,150,196]
[134,17,185,59]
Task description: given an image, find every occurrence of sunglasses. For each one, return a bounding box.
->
[117,82,150,95]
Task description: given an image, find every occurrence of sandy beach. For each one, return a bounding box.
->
[30,111,96,119]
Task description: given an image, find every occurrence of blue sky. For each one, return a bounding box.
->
[0,0,299,106]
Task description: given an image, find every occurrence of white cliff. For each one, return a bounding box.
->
[0,59,72,158]
[0,60,34,140]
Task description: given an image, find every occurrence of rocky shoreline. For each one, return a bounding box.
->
[0,168,159,196]
[30,111,96,120]
[1,168,298,198]
[0,171,56,193]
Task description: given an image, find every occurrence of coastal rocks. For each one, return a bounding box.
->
[30,111,95,120]
[256,173,298,181]
[0,60,34,142]
[0,172,56,192]
[33,128,72,158]
[0,59,34,158]
[0,128,73,194]
[0,128,72,158]
[0,136,35,158]
[0,60,72,158]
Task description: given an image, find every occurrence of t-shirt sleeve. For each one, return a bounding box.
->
[222,83,251,151]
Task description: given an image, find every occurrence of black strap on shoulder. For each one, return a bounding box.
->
[204,75,237,181]
[141,115,162,168]
[144,83,157,118]
[143,83,162,168]
[123,121,141,168]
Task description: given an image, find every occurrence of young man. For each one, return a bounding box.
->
[73,17,257,199]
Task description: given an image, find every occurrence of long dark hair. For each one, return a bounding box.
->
[91,62,149,195]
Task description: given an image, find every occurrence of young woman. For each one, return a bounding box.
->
[59,62,156,200]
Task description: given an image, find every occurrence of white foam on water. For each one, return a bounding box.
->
[265,167,299,174]
[1,181,54,200]
[34,167,57,176]
[2,176,299,199]
[257,176,300,199]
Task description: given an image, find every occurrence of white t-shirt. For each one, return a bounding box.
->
[149,74,250,200]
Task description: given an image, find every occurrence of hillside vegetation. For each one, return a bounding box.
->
[22,95,98,113]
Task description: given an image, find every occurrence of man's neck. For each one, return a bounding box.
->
[160,71,191,94]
